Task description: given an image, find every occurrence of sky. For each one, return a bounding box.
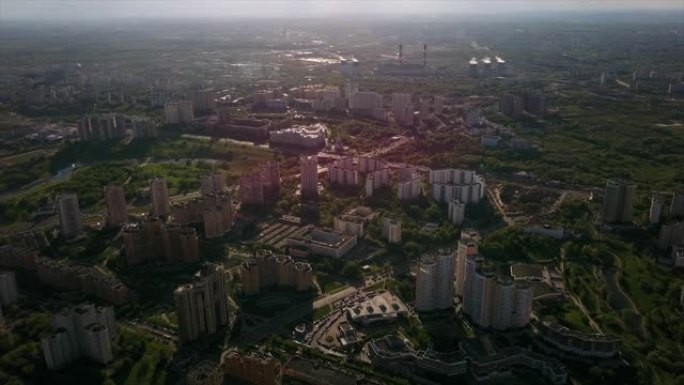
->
[1,0,682,21]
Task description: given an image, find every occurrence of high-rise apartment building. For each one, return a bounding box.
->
[123,220,200,264]
[396,167,421,202]
[602,179,636,223]
[415,249,455,312]
[240,250,313,296]
[650,191,665,225]
[260,162,281,194]
[462,256,533,329]
[382,218,402,244]
[300,155,318,198]
[104,183,127,226]
[0,271,18,306]
[222,350,281,385]
[164,101,194,124]
[671,191,684,218]
[174,263,230,343]
[190,90,218,115]
[455,239,478,297]
[201,173,225,196]
[239,170,265,205]
[392,93,413,126]
[57,193,83,238]
[449,199,466,225]
[430,169,485,204]
[150,177,170,217]
[41,304,116,370]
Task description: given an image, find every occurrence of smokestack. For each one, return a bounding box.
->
[399,44,403,64]
[423,44,427,67]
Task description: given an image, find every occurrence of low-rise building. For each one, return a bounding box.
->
[270,123,327,149]
[287,226,357,258]
[333,206,376,237]
[346,291,408,326]
[368,335,468,380]
[534,321,622,360]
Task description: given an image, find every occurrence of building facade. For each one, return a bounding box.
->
[104,183,128,226]
[57,193,83,238]
[174,263,230,343]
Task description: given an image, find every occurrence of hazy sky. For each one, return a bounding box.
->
[1,0,682,21]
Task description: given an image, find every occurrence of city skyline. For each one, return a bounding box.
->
[1,0,683,21]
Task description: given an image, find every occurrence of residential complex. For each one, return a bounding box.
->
[240,249,313,295]
[171,194,233,238]
[164,101,194,124]
[200,173,225,196]
[174,263,230,343]
[122,220,200,264]
[430,169,485,204]
[36,257,129,304]
[396,166,421,202]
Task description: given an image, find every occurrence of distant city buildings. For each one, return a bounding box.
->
[240,249,313,295]
[415,249,455,312]
[104,183,128,227]
[382,218,402,244]
[56,193,83,238]
[164,101,194,124]
[41,304,116,369]
[174,263,230,343]
[299,156,319,198]
[150,177,170,217]
[499,93,524,118]
[122,219,200,264]
[392,93,414,126]
[430,169,485,204]
[190,89,218,115]
[602,179,636,223]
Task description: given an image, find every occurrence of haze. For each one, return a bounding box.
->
[2,0,683,21]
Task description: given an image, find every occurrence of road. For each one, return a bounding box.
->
[559,248,603,333]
